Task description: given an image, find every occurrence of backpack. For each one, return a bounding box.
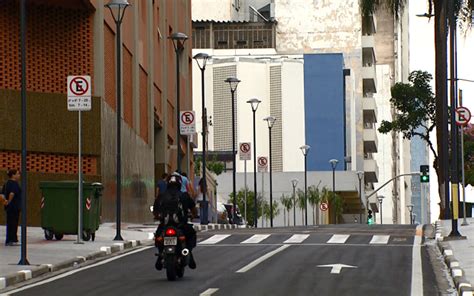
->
[159,189,183,221]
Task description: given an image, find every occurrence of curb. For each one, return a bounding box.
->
[435,221,474,296]
[0,238,153,291]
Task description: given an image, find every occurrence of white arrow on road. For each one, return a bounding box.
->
[317,263,358,274]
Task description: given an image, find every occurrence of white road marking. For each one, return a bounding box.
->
[198,234,231,245]
[370,235,390,244]
[241,234,270,244]
[283,234,309,244]
[411,226,424,296]
[327,234,350,244]
[200,288,219,296]
[4,247,153,294]
[236,245,290,273]
[317,263,357,274]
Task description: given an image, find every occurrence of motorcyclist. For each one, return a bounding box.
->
[153,172,197,270]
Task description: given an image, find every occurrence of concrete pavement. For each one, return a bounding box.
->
[0,222,240,291]
[437,218,474,296]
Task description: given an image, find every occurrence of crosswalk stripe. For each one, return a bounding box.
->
[241,234,271,244]
[327,234,350,244]
[370,235,390,244]
[199,234,231,245]
[283,234,310,244]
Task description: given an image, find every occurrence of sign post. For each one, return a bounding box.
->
[257,156,268,227]
[68,75,91,244]
[239,143,251,223]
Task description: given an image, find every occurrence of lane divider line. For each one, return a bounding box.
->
[411,225,423,296]
[200,288,219,296]
[236,245,290,273]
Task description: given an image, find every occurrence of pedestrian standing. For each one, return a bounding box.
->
[2,169,21,246]
[155,173,168,199]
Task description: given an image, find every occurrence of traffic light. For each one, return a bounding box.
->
[420,165,429,183]
[367,210,373,225]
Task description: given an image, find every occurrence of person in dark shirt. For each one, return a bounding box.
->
[155,173,168,199]
[2,169,21,246]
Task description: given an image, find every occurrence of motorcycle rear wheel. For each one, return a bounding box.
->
[166,255,177,281]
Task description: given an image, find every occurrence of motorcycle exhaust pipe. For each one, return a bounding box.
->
[181,248,189,256]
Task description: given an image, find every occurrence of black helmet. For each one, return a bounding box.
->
[167,172,182,187]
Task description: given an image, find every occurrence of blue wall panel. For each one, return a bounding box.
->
[304,54,345,171]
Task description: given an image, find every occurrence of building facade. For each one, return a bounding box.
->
[192,0,415,224]
[0,0,192,225]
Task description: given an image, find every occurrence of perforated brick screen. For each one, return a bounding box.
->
[0,2,93,93]
[0,151,98,176]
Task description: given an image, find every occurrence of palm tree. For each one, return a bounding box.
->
[280,194,293,227]
[360,0,473,219]
[307,185,322,225]
[263,200,280,227]
[296,189,306,225]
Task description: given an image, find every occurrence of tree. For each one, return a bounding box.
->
[194,155,225,176]
[280,194,293,227]
[319,186,344,224]
[307,185,322,225]
[360,0,473,220]
[463,124,474,186]
[378,71,445,214]
[296,189,306,225]
[228,188,263,227]
[263,200,280,227]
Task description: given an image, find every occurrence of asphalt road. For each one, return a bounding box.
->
[6,224,445,296]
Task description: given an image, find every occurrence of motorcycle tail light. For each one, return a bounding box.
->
[165,228,177,236]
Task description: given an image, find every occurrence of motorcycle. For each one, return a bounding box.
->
[155,224,189,281]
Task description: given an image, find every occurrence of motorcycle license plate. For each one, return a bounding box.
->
[164,237,177,246]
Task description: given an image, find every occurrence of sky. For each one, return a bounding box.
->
[409,1,474,221]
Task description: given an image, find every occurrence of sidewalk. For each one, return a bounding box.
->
[437,218,474,296]
[0,223,156,291]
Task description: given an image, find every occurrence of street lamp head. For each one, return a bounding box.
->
[300,145,310,156]
[263,116,277,129]
[225,76,241,92]
[291,178,299,188]
[356,170,364,180]
[407,204,414,212]
[105,0,130,23]
[377,195,385,203]
[193,52,210,70]
[329,159,339,169]
[169,32,188,51]
[247,98,261,112]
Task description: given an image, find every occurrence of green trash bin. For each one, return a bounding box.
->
[39,181,103,241]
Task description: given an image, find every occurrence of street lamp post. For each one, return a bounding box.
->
[407,204,414,225]
[377,196,385,225]
[329,159,339,224]
[106,0,130,241]
[356,171,364,225]
[300,145,311,226]
[226,77,241,223]
[169,32,188,173]
[193,53,210,225]
[291,179,298,226]
[247,98,261,228]
[264,116,276,227]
